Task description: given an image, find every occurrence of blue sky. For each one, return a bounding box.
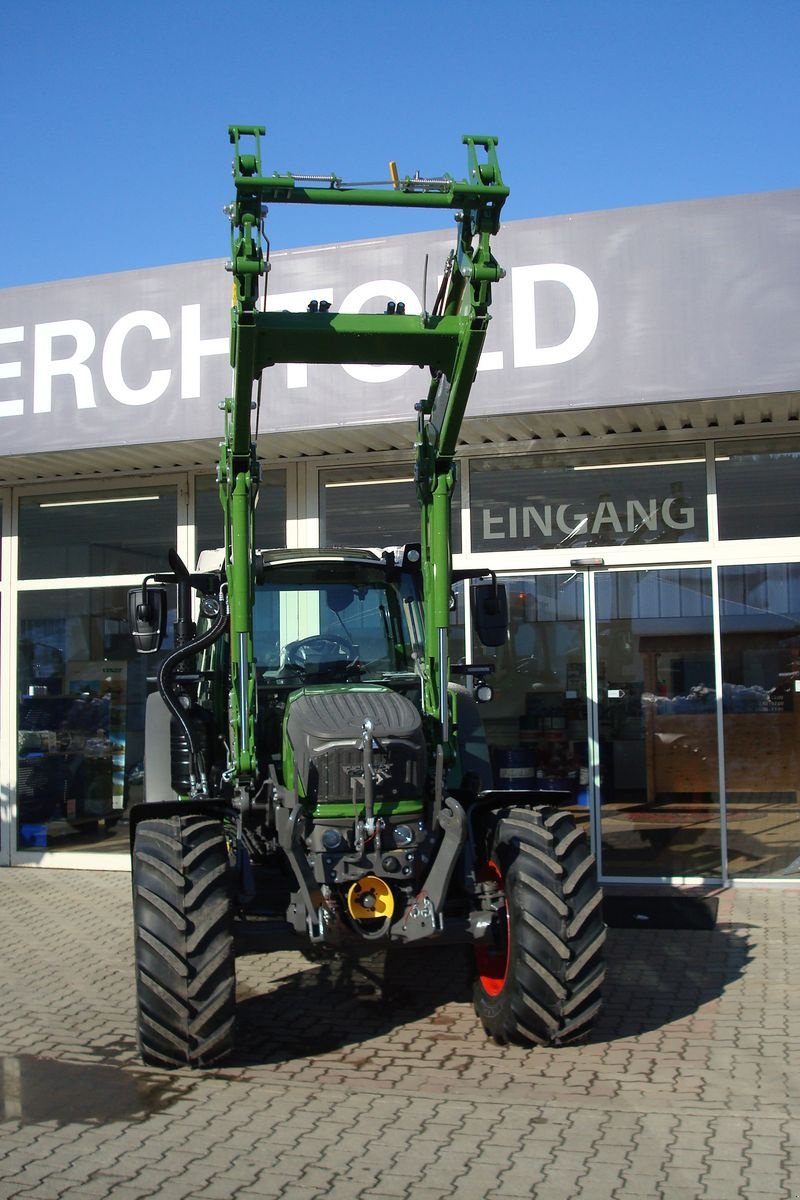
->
[2,0,798,288]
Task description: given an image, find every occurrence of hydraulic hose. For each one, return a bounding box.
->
[156,604,229,793]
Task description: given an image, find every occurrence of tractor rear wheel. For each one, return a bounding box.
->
[473,805,605,1047]
[132,814,235,1068]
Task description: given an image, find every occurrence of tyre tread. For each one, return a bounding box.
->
[132,814,235,1068]
[473,804,605,1048]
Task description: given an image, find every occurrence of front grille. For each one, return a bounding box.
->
[285,686,427,806]
[310,742,424,806]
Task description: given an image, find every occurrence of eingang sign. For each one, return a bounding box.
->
[470,452,708,552]
[480,495,696,543]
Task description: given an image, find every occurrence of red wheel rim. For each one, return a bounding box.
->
[474,859,510,997]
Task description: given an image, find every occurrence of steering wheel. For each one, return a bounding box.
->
[283,634,358,673]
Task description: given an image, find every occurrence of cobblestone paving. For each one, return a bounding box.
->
[0,869,798,1198]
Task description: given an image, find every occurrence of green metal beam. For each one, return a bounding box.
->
[247,311,467,375]
[233,177,506,213]
[228,126,508,226]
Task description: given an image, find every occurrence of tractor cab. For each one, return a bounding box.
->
[249,547,421,689]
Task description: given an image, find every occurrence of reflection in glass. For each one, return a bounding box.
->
[720,564,800,878]
[716,438,800,541]
[470,447,707,553]
[477,574,588,825]
[19,488,178,580]
[596,568,721,879]
[16,589,171,854]
[320,465,462,552]
[196,470,287,557]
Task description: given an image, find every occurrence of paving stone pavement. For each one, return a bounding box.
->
[0,868,798,1199]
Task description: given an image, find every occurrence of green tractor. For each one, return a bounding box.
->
[127,127,605,1068]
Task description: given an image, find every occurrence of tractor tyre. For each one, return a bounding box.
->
[473,805,605,1047]
[132,814,235,1068]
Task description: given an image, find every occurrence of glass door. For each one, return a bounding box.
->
[719,563,800,879]
[478,573,590,832]
[591,566,722,880]
[471,559,800,884]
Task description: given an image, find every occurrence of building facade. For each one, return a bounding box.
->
[1,188,799,886]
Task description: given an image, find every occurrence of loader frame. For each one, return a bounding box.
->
[222,126,508,787]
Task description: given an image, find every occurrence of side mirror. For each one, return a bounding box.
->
[127,587,167,654]
[471,582,508,647]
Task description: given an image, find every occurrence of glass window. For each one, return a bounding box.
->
[476,573,588,815]
[320,464,462,553]
[19,487,178,579]
[16,588,173,854]
[716,438,800,541]
[253,560,415,681]
[449,580,466,669]
[470,447,708,553]
[196,470,286,557]
[720,563,800,878]
[595,567,720,879]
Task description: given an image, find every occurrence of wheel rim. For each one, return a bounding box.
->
[474,859,510,997]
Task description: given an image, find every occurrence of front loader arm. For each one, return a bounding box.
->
[224,126,508,780]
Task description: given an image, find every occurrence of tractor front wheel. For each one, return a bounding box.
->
[473,805,605,1047]
[132,814,235,1068]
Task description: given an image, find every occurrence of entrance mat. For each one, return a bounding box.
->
[603,894,718,930]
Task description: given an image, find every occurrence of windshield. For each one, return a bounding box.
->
[254,562,416,680]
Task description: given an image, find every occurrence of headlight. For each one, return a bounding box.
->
[321,828,342,851]
[394,824,414,847]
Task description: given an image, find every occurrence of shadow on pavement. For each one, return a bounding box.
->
[603,894,719,930]
[588,919,753,1042]
[232,943,475,1065]
[229,911,754,1062]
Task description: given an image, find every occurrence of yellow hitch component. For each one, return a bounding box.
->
[389,160,399,189]
[347,876,395,921]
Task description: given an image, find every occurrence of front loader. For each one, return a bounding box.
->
[127,127,605,1068]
